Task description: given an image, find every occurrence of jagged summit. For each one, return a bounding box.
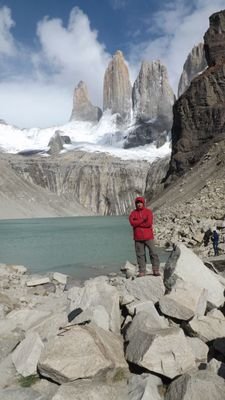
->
[178,43,207,98]
[70,80,102,122]
[132,60,174,123]
[103,50,132,124]
[124,60,174,149]
[204,10,225,66]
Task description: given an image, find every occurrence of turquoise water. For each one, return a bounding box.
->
[0,216,168,279]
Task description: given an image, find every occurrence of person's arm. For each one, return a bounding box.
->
[129,212,144,227]
[138,210,153,228]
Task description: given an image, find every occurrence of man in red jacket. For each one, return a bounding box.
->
[129,196,160,277]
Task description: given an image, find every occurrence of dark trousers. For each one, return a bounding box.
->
[213,242,219,256]
[135,240,160,273]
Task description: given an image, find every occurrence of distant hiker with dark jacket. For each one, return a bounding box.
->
[212,229,219,256]
[129,196,160,277]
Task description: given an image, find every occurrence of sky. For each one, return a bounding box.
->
[0,0,225,128]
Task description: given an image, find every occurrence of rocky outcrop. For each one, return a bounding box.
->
[70,81,102,122]
[178,43,207,97]
[204,10,225,66]
[47,132,64,155]
[7,151,169,216]
[125,60,174,148]
[167,9,225,179]
[103,50,132,123]
[132,60,174,123]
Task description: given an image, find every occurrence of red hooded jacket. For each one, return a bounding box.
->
[129,196,154,241]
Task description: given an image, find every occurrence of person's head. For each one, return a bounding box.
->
[135,196,145,210]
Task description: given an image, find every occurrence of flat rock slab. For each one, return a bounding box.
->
[26,277,50,286]
[124,276,165,304]
[52,381,128,400]
[164,243,224,308]
[12,332,44,377]
[38,323,128,384]
[126,326,195,379]
[165,370,225,400]
[52,272,67,285]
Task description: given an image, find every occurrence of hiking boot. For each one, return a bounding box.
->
[152,269,161,276]
[137,271,146,277]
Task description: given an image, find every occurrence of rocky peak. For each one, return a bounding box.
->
[166,9,225,181]
[178,43,207,97]
[70,80,102,123]
[124,60,174,149]
[132,60,175,123]
[204,10,225,66]
[103,50,132,123]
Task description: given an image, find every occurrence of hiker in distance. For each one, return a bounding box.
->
[212,228,219,256]
[129,196,160,277]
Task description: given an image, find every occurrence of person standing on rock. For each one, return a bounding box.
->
[212,228,219,256]
[129,196,160,277]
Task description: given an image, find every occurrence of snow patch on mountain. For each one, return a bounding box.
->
[0,112,171,162]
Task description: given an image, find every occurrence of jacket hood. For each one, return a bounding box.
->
[135,196,145,206]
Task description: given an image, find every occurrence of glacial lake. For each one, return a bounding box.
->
[0,216,169,280]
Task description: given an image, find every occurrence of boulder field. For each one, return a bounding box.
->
[1,243,225,399]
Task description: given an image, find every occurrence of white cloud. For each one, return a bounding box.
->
[0,6,16,56]
[128,0,225,95]
[36,7,110,105]
[0,7,110,128]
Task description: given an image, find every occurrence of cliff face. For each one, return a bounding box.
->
[70,81,102,122]
[7,152,169,216]
[204,10,225,66]
[132,60,174,123]
[167,9,225,180]
[178,43,207,98]
[124,61,174,149]
[103,50,132,123]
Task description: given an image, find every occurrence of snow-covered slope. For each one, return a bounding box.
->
[0,112,171,162]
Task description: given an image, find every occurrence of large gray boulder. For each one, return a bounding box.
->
[103,50,132,123]
[125,326,195,379]
[165,370,225,400]
[123,275,165,304]
[47,132,64,155]
[178,43,207,97]
[68,277,120,333]
[125,311,168,341]
[128,373,163,400]
[38,324,128,384]
[188,309,225,342]
[70,80,102,122]
[164,243,224,308]
[159,279,207,320]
